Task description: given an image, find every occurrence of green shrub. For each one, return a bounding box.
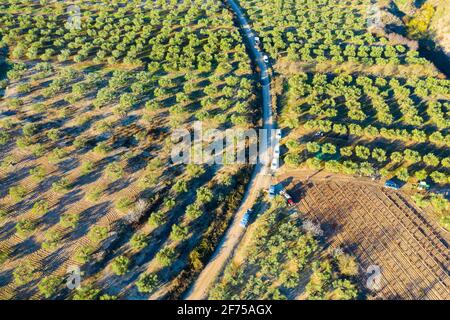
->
[13,262,35,286]
[52,177,72,193]
[87,225,108,243]
[106,162,124,180]
[111,255,130,276]
[169,224,189,241]
[46,128,60,142]
[74,245,94,264]
[29,166,46,181]
[439,215,450,231]
[148,210,166,228]
[42,230,62,251]
[0,249,9,265]
[38,276,63,298]
[15,218,36,237]
[85,186,103,202]
[31,199,50,217]
[80,161,95,175]
[156,247,177,267]
[99,294,117,300]
[9,185,27,202]
[130,233,148,250]
[0,209,8,222]
[60,213,80,229]
[136,273,159,293]
[73,285,100,300]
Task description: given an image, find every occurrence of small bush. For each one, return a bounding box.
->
[336,254,359,276]
[439,215,450,232]
[15,218,36,237]
[31,199,50,217]
[136,273,159,293]
[80,161,95,175]
[99,294,117,300]
[0,249,9,265]
[9,185,27,202]
[156,247,177,267]
[130,233,148,250]
[0,209,8,222]
[111,255,130,276]
[73,285,100,300]
[29,166,46,181]
[52,177,72,193]
[74,245,94,264]
[115,197,133,212]
[13,262,35,286]
[106,162,124,180]
[87,225,108,243]
[42,230,63,251]
[169,224,189,241]
[38,276,63,298]
[60,213,80,229]
[85,186,103,202]
[148,210,166,228]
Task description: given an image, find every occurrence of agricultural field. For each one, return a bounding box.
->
[234,0,450,300]
[0,0,448,302]
[209,195,362,300]
[210,172,449,300]
[284,176,449,299]
[240,0,443,76]
[0,0,257,299]
[241,0,450,230]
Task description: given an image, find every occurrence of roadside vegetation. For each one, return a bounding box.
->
[209,199,360,300]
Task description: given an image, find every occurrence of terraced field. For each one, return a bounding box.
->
[286,178,450,299]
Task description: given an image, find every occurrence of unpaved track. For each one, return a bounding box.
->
[184,0,274,300]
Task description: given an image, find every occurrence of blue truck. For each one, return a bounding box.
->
[240,209,252,228]
[384,179,401,190]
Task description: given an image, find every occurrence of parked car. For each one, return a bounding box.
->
[280,189,292,200]
[287,198,294,207]
[240,209,252,228]
[268,185,275,198]
[254,36,260,47]
[314,131,324,137]
[384,180,400,190]
[280,189,295,206]
[271,157,279,171]
[273,143,280,156]
[276,129,282,140]
[417,181,430,191]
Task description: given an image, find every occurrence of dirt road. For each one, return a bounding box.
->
[184,0,274,300]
